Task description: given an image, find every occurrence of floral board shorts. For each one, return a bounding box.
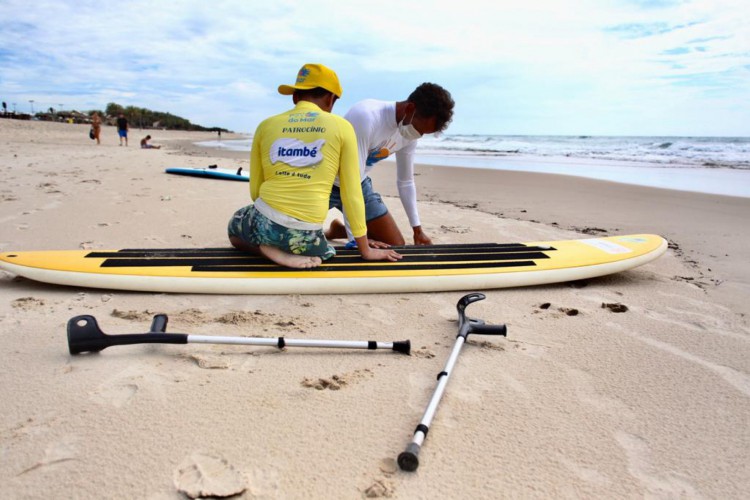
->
[227,205,336,260]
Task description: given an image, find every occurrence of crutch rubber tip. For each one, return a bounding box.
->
[398,444,420,471]
[393,340,411,355]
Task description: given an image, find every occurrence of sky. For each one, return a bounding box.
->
[1,0,748,136]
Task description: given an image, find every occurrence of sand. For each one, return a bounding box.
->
[0,118,748,498]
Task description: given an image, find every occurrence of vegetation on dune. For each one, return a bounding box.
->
[4,102,229,133]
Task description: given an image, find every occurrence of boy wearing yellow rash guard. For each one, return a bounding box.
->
[228,63,402,269]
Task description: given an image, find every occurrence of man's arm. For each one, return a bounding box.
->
[411,225,431,245]
[343,103,374,181]
[339,119,402,261]
[395,146,432,245]
[249,128,264,200]
[338,121,367,239]
[335,102,374,241]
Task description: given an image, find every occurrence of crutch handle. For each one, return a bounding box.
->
[149,314,168,333]
[67,315,187,355]
[457,292,486,313]
[456,293,506,339]
[468,323,507,336]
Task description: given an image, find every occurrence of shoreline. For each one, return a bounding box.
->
[1,120,748,498]
[189,138,750,198]
[412,153,750,198]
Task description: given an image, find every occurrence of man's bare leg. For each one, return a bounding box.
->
[325,214,406,246]
[229,236,322,269]
[366,213,406,246]
[259,245,322,269]
[324,218,347,240]
[229,236,256,252]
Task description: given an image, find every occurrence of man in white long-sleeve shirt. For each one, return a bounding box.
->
[326,83,454,246]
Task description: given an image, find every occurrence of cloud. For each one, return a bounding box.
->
[0,0,748,135]
[604,21,703,39]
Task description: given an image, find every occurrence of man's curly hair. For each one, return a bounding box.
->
[408,83,455,132]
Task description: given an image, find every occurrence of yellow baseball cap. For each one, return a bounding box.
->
[278,63,343,98]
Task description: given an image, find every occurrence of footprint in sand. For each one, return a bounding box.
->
[440,224,471,234]
[244,467,281,497]
[640,304,745,339]
[558,455,611,487]
[183,353,231,370]
[466,339,505,351]
[498,372,530,397]
[615,431,699,497]
[566,368,634,419]
[412,347,436,358]
[37,182,62,194]
[18,435,79,476]
[607,322,750,397]
[110,309,160,322]
[11,296,46,311]
[602,302,629,313]
[363,478,396,498]
[173,452,246,499]
[301,369,373,391]
[536,302,581,317]
[90,365,183,407]
[378,458,398,475]
[91,382,139,408]
[510,341,549,359]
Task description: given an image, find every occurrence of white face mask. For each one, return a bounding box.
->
[398,109,422,140]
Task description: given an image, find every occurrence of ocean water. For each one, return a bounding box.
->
[195,135,750,198]
[418,135,750,168]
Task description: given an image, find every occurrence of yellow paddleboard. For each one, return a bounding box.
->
[0,234,667,294]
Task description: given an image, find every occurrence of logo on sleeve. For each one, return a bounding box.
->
[270,138,325,167]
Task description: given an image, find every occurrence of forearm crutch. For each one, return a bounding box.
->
[67,314,410,355]
[398,293,506,471]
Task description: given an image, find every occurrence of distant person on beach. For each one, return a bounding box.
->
[116,113,129,146]
[325,83,454,247]
[140,135,161,149]
[227,63,401,269]
[91,112,102,145]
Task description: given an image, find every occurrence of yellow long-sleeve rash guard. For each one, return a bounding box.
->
[250,101,367,238]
